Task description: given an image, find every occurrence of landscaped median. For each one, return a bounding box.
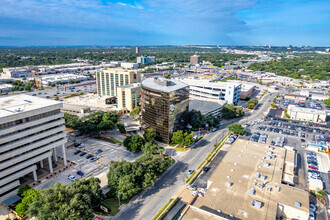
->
[186,131,232,185]
[152,197,179,220]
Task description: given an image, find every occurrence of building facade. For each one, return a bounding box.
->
[178,78,241,104]
[117,83,141,112]
[96,68,141,97]
[137,56,156,64]
[141,77,189,144]
[120,62,139,69]
[287,105,327,124]
[0,95,67,202]
[190,55,200,64]
[1,68,29,78]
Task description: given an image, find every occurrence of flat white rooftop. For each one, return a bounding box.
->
[142,77,188,93]
[288,105,326,115]
[0,94,60,118]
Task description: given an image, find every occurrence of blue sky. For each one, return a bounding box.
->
[0,0,329,46]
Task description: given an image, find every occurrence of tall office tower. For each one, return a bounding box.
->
[136,47,139,54]
[0,95,67,202]
[96,68,141,97]
[190,55,200,64]
[141,77,189,144]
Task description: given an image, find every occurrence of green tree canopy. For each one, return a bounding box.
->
[246,99,258,109]
[123,135,145,152]
[324,98,330,106]
[227,123,246,135]
[130,106,140,118]
[142,142,158,154]
[143,128,156,142]
[221,104,245,119]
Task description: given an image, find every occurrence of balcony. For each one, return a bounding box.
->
[0,165,37,186]
[0,112,64,137]
[0,180,20,196]
[0,119,64,145]
[0,125,65,154]
[0,138,65,171]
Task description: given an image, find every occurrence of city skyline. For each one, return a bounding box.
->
[0,0,329,47]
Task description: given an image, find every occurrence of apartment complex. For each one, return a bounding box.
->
[182,139,309,220]
[287,105,327,124]
[96,68,141,97]
[141,77,189,144]
[117,83,141,112]
[190,55,200,64]
[137,56,155,64]
[0,95,67,202]
[178,78,241,104]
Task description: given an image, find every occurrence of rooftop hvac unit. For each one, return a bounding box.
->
[265,162,271,167]
[258,183,264,188]
[254,173,260,178]
[227,182,233,187]
[277,187,281,192]
[261,160,264,163]
[248,188,256,195]
[252,200,263,209]
[252,182,257,186]
[227,176,231,179]
[261,175,267,180]
[267,187,272,192]
[234,163,238,165]
[294,202,301,207]
[267,156,272,159]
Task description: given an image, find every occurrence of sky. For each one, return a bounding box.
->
[0,0,329,46]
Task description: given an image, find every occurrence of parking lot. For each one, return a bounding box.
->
[35,138,140,190]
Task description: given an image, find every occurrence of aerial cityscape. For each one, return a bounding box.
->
[0,1,329,220]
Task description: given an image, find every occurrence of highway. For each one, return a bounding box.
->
[114,92,276,220]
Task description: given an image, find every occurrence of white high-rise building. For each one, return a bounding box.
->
[0,95,67,202]
[178,78,241,104]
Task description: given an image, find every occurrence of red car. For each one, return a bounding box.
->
[308,166,318,170]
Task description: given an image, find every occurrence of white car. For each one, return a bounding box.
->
[68,175,76,181]
[188,170,194,175]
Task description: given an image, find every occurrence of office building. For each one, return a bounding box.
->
[117,83,141,112]
[182,139,309,220]
[189,99,226,117]
[1,68,29,78]
[136,47,139,54]
[190,55,200,64]
[96,68,141,97]
[120,62,139,69]
[0,95,67,202]
[178,78,241,104]
[240,84,256,99]
[287,105,327,124]
[137,56,156,64]
[141,77,189,144]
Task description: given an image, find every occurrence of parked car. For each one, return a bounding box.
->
[95,149,103,154]
[80,152,87,156]
[74,143,81,147]
[203,167,210,172]
[186,185,197,191]
[86,154,93,159]
[68,175,76,181]
[52,163,57,168]
[91,156,99,162]
[77,171,84,176]
[74,150,81,155]
[188,170,194,175]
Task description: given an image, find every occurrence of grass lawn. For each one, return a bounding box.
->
[110,137,123,145]
[174,147,189,152]
[102,198,129,216]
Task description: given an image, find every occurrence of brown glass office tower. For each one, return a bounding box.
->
[141,77,189,144]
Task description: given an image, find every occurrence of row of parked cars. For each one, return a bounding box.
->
[226,134,238,144]
[306,151,319,171]
[270,136,285,147]
[250,133,268,144]
[258,125,306,138]
[270,117,328,130]
[73,143,102,162]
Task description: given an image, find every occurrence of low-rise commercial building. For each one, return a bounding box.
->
[287,105,327,124]
[1,68,29,78]
[120,62,139,69]
[0,95,67,202]
[284,94,307,101]
[137,56,155,64]
[240,84,256,99]
[141,77,189,144]
[178,78,241,104]
[117,83,141,112]
[35,74,89,87]
[96,68,141,97]
[0,84,13,94]
[189,99,226,117]
[182,139,309,220]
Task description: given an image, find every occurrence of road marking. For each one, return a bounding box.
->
[134,188,165,219]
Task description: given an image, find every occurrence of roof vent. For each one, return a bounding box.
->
[252,182,257,186]
[261,175,267,181]
[229,214,234,218]
[261,160,264,163]
[267,156,272,159]
[244,146,247,148]
[241,150,245,152]
[294,202,301,207]
[252,200,263,209]
[265,162,271,167]
[254,173,260,178]
[258,166,262,168]
[238,154,242,158]
[234,163,238,165]
[227,176,231,179]
[262,157,266,159]
[267,187,272,192]
[248,188,256,195]
[227,182,233,187]
[258,183,264,188]
[277,187,281,192]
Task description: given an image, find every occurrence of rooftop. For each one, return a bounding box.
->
[189,99,226,115]
[187,139,309,220]
[179,78,241,87]
[288,105,326,115]
[118,83,140,89]
[0,94,61,118]
[141,77,188,93]
[103,68,138,73]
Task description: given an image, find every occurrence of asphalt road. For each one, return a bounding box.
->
[114,92,277,220]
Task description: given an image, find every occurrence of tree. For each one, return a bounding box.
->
[227,123,246,135]
[221,104,244,119]
[69,80,74,84]
[246,99,258,109]
[171,130,184,145]
[54,96,59,101]
[16,188,40,217]
[97,120,115,130]
[324,98,330,106]
[266,82,270,87]
[164,74,171,79]
[75,80,81,83]
[50,83,56,87]
[71,177,104,207]
[142,142,157,154]
[130,106,140,118]
[123,135,145,152]
[143,128,156,142]
[182,133,193,146]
